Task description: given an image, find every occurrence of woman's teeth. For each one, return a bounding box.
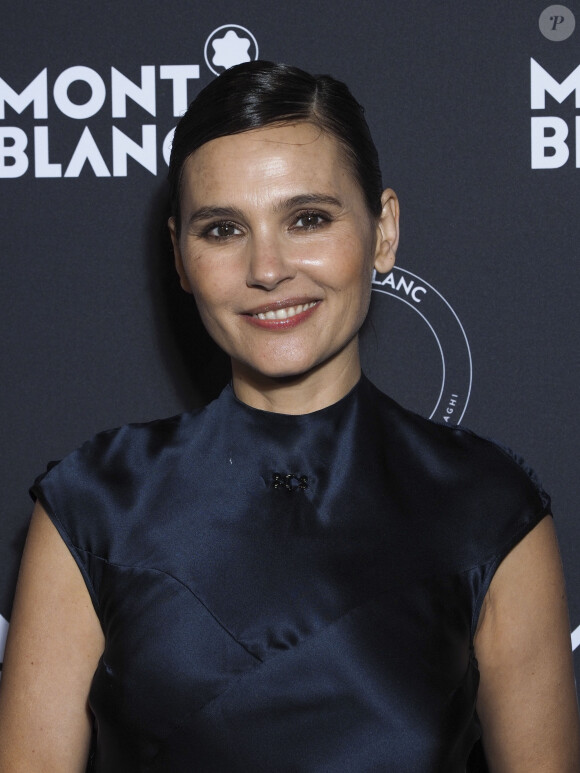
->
[255,301,317,320]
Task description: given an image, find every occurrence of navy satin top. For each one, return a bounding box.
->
[32,376,550,772]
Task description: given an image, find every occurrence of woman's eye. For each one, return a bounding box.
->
[205,222,241,239]
[294,212,327,230]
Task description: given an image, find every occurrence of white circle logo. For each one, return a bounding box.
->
[538,5,576,41]
[362,267,472,425]
[204,25,259,76]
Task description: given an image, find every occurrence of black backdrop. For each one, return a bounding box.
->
[1,0,579,709]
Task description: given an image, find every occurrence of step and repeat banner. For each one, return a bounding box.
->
[1,0,579,702]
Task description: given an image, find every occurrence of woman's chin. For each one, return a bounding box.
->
[230,341,359,387]
[232,356,323,385]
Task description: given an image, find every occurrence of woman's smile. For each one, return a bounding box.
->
[244,299,320,327]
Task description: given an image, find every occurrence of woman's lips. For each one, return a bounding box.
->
[243,300,320,329]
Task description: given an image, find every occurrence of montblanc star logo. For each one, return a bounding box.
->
[204,25,259,76]
[212,30,251,69]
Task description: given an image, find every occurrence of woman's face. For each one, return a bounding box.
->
[170,122,398,394]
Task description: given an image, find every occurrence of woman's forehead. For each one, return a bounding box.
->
[181,124,354,203]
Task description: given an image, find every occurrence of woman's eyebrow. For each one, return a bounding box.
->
[273,193,343,212]
[186,206,243,227]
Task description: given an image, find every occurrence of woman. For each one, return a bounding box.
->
[0,61,578,772]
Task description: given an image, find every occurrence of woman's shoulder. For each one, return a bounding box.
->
[29,387,236,528]
[364,377,551,534]
[363,378,551,583]
[28,392,234,574]
[33,387,234,492]
[34,409,197,489]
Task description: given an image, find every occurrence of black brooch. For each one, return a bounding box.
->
[272,473,309,491]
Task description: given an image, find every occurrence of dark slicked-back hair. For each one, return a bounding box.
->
[168,61,383,235]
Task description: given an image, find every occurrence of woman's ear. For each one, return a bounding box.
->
[168,217,193,294]
[374,188,400,274]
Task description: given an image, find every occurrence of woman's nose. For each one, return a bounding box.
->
[246,232,295,290]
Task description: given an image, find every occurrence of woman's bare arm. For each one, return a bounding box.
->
[0,503,105,772]
[475,515,580,772]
